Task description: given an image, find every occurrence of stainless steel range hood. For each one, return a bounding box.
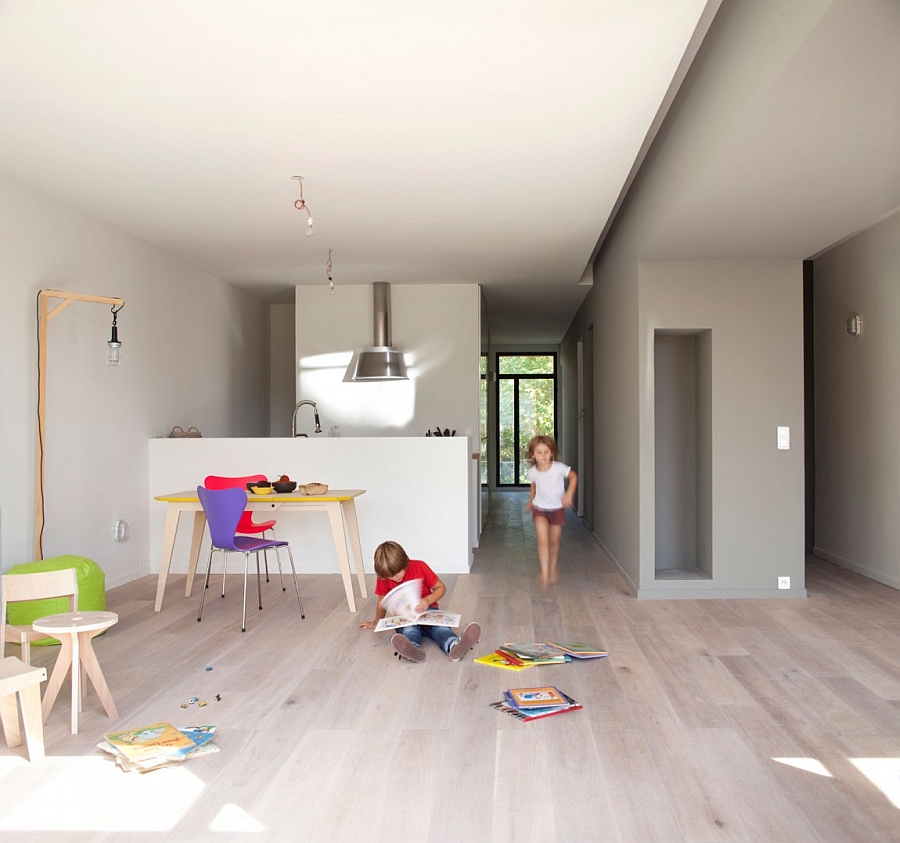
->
[346,282,409,381]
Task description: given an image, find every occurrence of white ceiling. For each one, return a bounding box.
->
[0,1,896,343]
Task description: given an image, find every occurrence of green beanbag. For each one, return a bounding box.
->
[6,555,106,646]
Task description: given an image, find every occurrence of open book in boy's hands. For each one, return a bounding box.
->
[374,578,461,632]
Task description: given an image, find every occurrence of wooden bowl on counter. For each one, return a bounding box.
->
[299,483,328,495]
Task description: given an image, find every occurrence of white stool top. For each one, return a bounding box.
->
[32,611,118,634]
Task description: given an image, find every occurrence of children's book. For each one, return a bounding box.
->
[546,641,609,659]
[99,725,219,772]
[102,722,195,760]
[374,610,461,632]
[380,578,424,618]
[497,644,569,664]
[491,691,581,723]
[474,652,538,671]
[504,685,569,710]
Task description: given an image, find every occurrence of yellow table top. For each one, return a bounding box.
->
[155,489,365,503]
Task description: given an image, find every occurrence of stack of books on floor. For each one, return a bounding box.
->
[490,685,582,722]
[99,722,219,772]
[475,641,608,670]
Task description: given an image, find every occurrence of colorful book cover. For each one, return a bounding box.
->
[505,685,568,710]
[491,692,581,722]
[474,652,537,671]
[501,643,569,661]
[103,722,195,760]
[546,642,609,659]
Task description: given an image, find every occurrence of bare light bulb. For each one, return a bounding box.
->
[306,217,314,236]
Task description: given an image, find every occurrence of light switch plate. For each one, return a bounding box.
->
[777,426,790,450]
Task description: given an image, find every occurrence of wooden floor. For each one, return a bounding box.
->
[3,490,900,842]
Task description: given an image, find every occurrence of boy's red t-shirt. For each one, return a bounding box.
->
[374,559,440,607]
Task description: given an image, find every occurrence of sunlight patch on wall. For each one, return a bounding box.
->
[300,353,417,430]
[0,756,205,831]
[772,757,833,777]
[210,803,266,832]
[850,758,900,809]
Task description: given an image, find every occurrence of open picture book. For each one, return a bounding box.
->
[373,577,461,632]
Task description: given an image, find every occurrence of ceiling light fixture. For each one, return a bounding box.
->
[292,175,313,236]
[326,249,335,295]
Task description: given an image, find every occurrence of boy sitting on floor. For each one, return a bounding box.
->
[359,540,481,663]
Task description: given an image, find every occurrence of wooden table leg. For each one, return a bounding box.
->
[79,631,118,720]
[326,503,357,612]
[184,511,207,598]
[154,505,182,612]
[18,683,45,761]
[341,498,368,600]
[41,635,73,725]
[0,692,21,749]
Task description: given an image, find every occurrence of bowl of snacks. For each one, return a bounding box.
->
[273,474,297,493]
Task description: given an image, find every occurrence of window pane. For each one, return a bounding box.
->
[518,378,554,483]
[499,355,554,375]
[498,379,516,485]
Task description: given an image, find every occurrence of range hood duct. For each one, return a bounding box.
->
[346,282,409,381]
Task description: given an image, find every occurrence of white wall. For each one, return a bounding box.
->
[813,211,900,588]
[269,302,295,438]
[0,171,269,584]
[294,284,481,440]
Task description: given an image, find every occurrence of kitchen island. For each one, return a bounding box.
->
[149,437,473,609]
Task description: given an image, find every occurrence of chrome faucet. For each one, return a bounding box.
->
[292,400,322,437]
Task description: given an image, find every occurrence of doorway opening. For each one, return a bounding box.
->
[496,353,557,486]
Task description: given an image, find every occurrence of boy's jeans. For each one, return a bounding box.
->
[398,623,458,654]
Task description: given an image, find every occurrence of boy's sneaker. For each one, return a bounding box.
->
[448,622,481,662]
[392,633,426,663]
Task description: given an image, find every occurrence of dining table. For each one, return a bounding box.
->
[152,488,368,613]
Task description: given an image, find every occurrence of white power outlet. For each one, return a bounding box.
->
[778,576,790,590]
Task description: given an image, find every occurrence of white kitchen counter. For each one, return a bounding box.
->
[148,437,472,579]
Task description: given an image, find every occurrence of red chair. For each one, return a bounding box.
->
[203,475,283,588]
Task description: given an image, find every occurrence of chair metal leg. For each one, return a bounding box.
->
[241,552,250,632]
[198,548,216,621]
[284,545,305,619]
[265,530,286,590]
[255,552,263,611]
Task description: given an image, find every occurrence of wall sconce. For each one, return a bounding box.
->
[107,304,124,365]
[847,313,863,337]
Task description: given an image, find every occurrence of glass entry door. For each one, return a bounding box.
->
[497,354,556,486]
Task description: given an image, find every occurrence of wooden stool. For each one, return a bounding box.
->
[0,656,47,761]
[32,611,118,735]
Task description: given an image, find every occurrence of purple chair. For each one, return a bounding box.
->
[196,486,305,632]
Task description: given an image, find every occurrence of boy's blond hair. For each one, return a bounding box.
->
[374,540,409,579]
[525,434,559,462]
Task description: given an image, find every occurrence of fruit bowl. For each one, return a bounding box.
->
[249,485,274,495]
[246,481,271,491]
[273,481,297,493]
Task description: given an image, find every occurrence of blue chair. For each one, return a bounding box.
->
[196,486,305,632]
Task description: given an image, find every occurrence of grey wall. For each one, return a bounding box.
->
[639,261,806,597]
[813,211,900,588]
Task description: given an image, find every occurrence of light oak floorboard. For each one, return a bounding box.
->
[2,492,900,841]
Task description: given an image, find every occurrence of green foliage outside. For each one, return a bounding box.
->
[497,355,555,485]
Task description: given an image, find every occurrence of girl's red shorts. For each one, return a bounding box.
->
[531,505,566,526]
